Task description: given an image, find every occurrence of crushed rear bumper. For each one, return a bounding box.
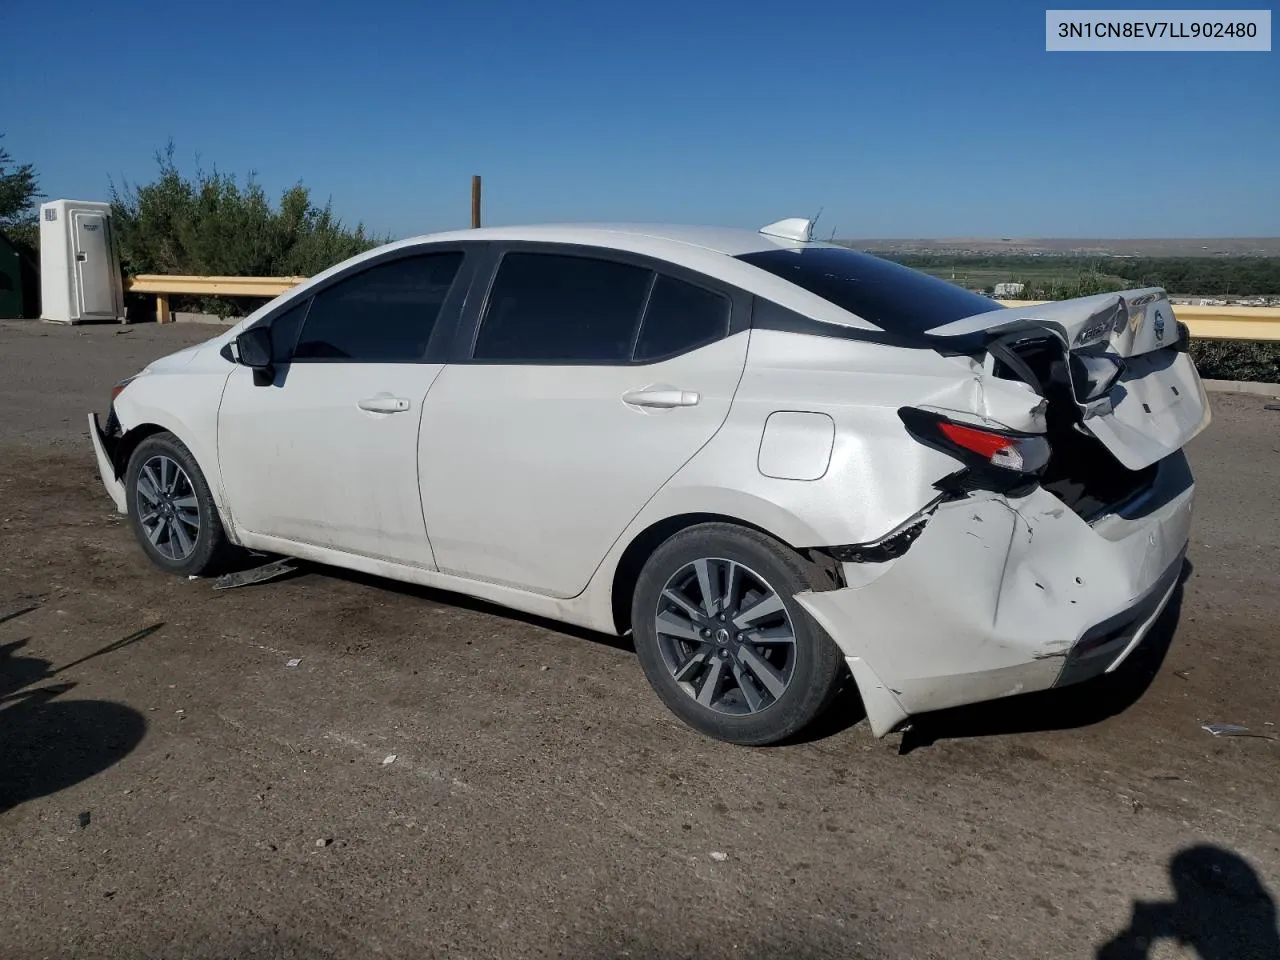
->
[795,452,1195,737]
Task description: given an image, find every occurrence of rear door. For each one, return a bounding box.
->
[217,247,473,566]
[419,245,751,598]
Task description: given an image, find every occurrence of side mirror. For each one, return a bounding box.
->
[234,327,274,370]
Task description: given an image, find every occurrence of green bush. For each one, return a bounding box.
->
[1190,340,1280,383]
[110,143,383,316]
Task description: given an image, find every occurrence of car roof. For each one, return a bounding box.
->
[395,222,835,258]
[219,220,889,340]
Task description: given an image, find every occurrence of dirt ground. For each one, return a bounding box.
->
[1,318,1278,960]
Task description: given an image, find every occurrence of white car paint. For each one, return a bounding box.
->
[93,221,1209,738]
[219,361,444,567]
[418,333,750,597]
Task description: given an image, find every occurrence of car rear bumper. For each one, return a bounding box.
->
[795,451,1195,737]
[89,412,127,514]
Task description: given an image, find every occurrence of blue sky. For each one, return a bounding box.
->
[3,0,1276,238]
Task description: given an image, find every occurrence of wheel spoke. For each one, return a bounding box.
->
[673,651,709,683]
[694,559,718,616]
[720,561,742,615]
[750,625,796,644]
[159,457,172,493]
[172,494,198,510]
[656,609,703,642]
[139,467,162,505]
[170,515,194,557]
[733,591,785,629]
[738,645,788,700]
[661,588,704,623]
[696,658,727,706]
[144,517,165,546]
[732,663,765,711]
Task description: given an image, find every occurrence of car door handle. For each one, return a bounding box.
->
[357,396,411,413]
[622,388,700,409]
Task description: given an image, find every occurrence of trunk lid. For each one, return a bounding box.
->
[927,288,1211,471]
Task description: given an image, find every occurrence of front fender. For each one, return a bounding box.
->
[111,359,237,541]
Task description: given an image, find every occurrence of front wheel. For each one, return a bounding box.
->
[124,432,232,577]
[630,523,846,745]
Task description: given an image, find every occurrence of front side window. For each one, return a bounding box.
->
[293,252,464,362]
[473,253,652,363]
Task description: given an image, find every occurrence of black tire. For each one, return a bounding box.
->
[124,431,232,577]
[631,523,845,746]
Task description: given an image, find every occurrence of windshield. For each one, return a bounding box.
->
[737,246,1002,336]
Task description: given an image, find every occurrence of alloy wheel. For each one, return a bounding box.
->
[135,455,201,561]
[654,557,798,715]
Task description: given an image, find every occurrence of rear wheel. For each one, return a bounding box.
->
[631,523,845,745]
[124,432,231,577]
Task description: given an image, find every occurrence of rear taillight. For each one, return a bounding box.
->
[899,407,1050,489]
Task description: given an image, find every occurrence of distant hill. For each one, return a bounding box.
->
[840,238,1280,258]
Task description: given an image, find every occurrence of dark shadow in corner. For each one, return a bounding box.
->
[899,559,1191,754]
[0,628,156,813]
[1098,845,1280,960]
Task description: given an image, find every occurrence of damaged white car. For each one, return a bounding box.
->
[90,219,1210,744]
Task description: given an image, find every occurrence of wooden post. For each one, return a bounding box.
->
[471,175,482,229]
[156,294,171,324]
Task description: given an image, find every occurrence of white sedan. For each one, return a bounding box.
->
[90,219,1210,744]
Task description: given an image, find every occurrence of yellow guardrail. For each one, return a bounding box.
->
[126,274,1280,341]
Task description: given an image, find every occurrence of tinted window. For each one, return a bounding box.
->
[293,252,463,361]
[738,247,1000,336]
[474,253,651,362]
[267,298,309,363]
[635,275,730,362]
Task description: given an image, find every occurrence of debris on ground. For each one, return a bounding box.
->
[315,838,333,848]
[77,812,91,829]
[1202,723,1277,740]
[709,851,728,862]
[285,658,302,668]
[382,755,397,765]
[213,559,298,591]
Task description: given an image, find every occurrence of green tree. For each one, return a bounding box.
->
[110,143,382,315]
[0,134,42,248]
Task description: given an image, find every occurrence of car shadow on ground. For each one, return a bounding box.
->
[0,610,157,814]
[293,563,638,654]
[1098,844,1280,960]
[897,561,1192,753]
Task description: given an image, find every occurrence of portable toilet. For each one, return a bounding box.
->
[39,199,126,324]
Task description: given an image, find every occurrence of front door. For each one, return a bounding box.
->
[218,249,469,567]
[420,249,750,598]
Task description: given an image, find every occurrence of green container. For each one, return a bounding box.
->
[0,231,24,319]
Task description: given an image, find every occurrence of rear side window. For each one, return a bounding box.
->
[474,253,651,362]
[738,247,999,336]
[634,276,730,362]
[293,252,463,361]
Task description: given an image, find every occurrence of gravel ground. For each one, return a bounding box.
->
[1,319,1278,960]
